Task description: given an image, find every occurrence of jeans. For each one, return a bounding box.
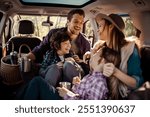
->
[40,61,82,87]
[23,76,62,100]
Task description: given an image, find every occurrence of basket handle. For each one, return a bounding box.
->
[18,44,31,57]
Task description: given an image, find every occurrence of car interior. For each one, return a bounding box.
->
[0,0,150,99]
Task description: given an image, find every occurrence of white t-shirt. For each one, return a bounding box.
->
[59,55,65,62]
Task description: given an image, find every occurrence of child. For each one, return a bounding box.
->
[39,30,82,87]
[20,30,81,99]
[58,45,121,100]
[37,30,71,87]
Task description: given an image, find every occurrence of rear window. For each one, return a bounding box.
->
[12,15,67,39]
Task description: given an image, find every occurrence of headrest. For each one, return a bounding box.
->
[18,20,34,34]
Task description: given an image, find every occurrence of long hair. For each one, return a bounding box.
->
[107,20,127,50]
[103,20,127,99]
[102,46,121,67]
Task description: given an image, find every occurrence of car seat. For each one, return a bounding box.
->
[140,46,150,82]
[7,20,41,54]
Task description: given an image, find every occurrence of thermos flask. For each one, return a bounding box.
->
[10,51,18,65]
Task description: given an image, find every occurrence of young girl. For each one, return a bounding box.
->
[58,45,121,100]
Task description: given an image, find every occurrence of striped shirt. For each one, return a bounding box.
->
[64,72,108,100]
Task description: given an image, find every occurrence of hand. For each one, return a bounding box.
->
[56,87,69,97]
[91,47,97,54]
[143,81,150,89]
[26,52,36,60]
[56,61,63,67]
[83,51,91,63]
[72,76,81,85]
[72,55,83,63]
[137,81,150,91]
[65,57,75,62]
[57,87,77,98]
[103,63,115,77]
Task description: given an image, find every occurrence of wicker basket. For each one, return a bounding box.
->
[0,44,32,85]
[0,56,23,85]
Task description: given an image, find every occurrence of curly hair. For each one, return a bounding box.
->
[50,30,70,50]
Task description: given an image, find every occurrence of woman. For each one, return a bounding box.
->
[84,13,144,99]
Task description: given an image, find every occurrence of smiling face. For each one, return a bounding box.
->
[97,19,110,41]
[67,14,84,36]
[98,19,118,45]
[57,40,71,56]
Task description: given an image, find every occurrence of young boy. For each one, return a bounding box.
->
[39,30,81,87]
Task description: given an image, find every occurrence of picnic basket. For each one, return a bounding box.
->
[0,55,23,85]
[0,43,31,85]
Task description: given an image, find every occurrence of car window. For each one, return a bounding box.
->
[123,17,137,38]
[12,15,67,39]
[84,20,94,46]
[95,15,138,41]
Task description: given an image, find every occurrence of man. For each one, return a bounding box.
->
[27,9,90,80]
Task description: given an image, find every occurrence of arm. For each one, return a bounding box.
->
[65,74,108,100]
[83,40,105,62]
[57,76,82,100]
[57,87,80,100]
[31,31,52,59]
[113,68,137,88]
[126,47,144,87]
[29,29,58,61]
[27,52,36,60]
[77,34,91,59]
[114,47,143,88]
[72,35,90,63]
[83,37,91,54]
[92,40,105,53]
